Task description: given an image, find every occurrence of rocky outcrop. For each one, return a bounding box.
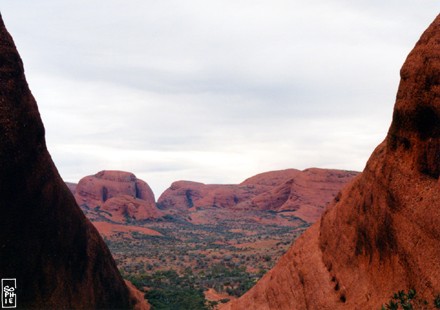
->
[102,195,162,222]
[157,180,255,210]
[241,168,358,222]
[158,169,357,223]
[0,14,147,309]
[75,170,161,222]
[224,14,440,310]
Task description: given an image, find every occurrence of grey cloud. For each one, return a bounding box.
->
[1,1,439,195]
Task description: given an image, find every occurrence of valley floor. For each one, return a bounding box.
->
[91,208,310,309]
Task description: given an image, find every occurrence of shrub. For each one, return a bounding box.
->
[381,289,433,310]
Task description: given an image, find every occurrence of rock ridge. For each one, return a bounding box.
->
[158,168,358,223]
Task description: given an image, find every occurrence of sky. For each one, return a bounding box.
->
[1,2,439,196]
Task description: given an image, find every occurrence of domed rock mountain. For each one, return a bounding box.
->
[0,14,148,309]
[75,170,162,223]
[223,14,440,310]
[158,168,358,223]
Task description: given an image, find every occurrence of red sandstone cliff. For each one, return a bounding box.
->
[0,14,148,309]
[241,168,358,222]
[158,169,357,223]
[75,170,162,222]
[224,14,440,310]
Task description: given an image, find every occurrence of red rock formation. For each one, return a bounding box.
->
[158,169,357,223]
[0,14,147,309]
[241,168,358,222]
[75,170,161,222]
[157,180,255,210]
[224,14,440,310]
[103,195,162,222]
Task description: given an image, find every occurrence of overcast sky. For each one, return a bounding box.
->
[1,2,439,196]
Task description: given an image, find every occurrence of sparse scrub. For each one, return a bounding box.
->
[381,289,440,310]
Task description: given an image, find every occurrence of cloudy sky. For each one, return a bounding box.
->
[1,2,439,196]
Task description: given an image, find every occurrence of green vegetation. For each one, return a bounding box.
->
[125,264,256,307]
[126,267,250,310]
[435,295,440,308]
[381,289,440,310]
[137,270,207,310]
[146,288,208,310]
[201,264,256,297]
[99,208,308,309]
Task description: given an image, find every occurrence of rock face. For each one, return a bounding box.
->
[241,168,358,222]
[158,169,358,223]
[0,14,148,309]
[157,180,254,210]
[224,15,440,310]
[75,170,161,222]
